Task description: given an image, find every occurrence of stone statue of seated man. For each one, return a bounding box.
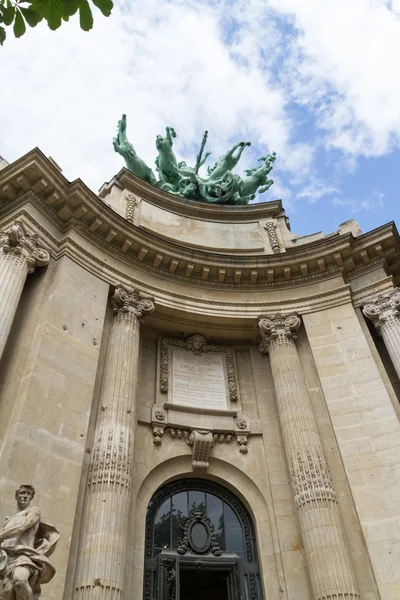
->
[0,484,59,600]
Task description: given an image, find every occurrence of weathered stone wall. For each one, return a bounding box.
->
[304,302,400,600]
[0,256,109,600]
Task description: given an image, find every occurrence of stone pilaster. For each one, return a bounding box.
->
[74,286,154,600]
[258,313,359,600]
[0,220,50,360]
[363,288,400,379]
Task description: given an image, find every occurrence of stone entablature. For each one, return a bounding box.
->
[0,150,399,291]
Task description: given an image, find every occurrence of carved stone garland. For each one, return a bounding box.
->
[363,288,400,380]
[74,286,154,600]
[160,333,238,403]
[264,221,280,254]
[258,313,359,600]
[0,220,50,360]
[125,193,136,223]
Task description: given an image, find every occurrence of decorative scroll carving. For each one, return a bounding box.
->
[186,430,215,471]
[177,510,222,556]
[160,333,238,402]
[264,221,280,253]
[125,194,136,223]
[88,428,132,490]
[112,285,154,325]
[258,312,301,353]
[0,220,50,273]
[363,288,400,331]
[291,451,337,509]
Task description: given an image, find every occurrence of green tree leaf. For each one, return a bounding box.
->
[61,0,80,17]
[13,9,26,37]
[20,7,43,27]
[0,25,6,45]
[2,1,15,26]
[30,0,64,29]
[79,0,93,31]
[91,0,113,17]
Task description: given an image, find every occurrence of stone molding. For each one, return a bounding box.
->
[0,219,50,273]
[351,276,395,308]
[0,211,363,339]
[150,405,250,456]
[0,149,398,289]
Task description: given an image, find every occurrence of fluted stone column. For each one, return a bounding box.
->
[258,313,359,600]
[0,220,50,360]
[74,286,154,600]
[363,288,400,379]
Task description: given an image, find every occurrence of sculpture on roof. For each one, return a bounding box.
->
[113,115,276,205]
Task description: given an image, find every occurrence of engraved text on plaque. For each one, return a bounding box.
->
[171,347,228,409]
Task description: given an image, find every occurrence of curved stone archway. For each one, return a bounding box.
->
[127,455,285,600]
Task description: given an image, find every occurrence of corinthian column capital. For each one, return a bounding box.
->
[0,220,50,273]
[363,288,400,330]
[112,285,154,323]
[258,312,301,353]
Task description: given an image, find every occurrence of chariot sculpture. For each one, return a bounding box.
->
[113,114,276,205]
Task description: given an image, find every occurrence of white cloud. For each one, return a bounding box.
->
[268,0,400,157]
[297,180,339,204]
[0,0,305,193]
[332,190,385,213]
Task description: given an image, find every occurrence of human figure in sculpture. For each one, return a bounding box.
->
[207,141,251,180]
[0,485,59,600]
[113,114,157,185]
[239,152,277,200]
[155,126,181,188]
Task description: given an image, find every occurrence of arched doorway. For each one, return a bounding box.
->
[143,478,263,600]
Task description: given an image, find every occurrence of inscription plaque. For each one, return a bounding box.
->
[171,347,228,409]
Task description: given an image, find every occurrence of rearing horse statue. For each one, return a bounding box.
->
[239,152,277,200]
[207,141,251,180]
[113,114,156,185]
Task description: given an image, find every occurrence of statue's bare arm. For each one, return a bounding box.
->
[0,508,40,542]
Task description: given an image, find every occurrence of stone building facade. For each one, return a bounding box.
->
[0,149,400,600]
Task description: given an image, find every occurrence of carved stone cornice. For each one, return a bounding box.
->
[1,149,399,289]
[363,288,400,331]
[258,313,301,353]
[112,286,154,324]
[0,220,50,272]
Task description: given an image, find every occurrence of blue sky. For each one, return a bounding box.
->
[1,0,400,237]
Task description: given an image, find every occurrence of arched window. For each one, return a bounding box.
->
[143,479,263,600]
